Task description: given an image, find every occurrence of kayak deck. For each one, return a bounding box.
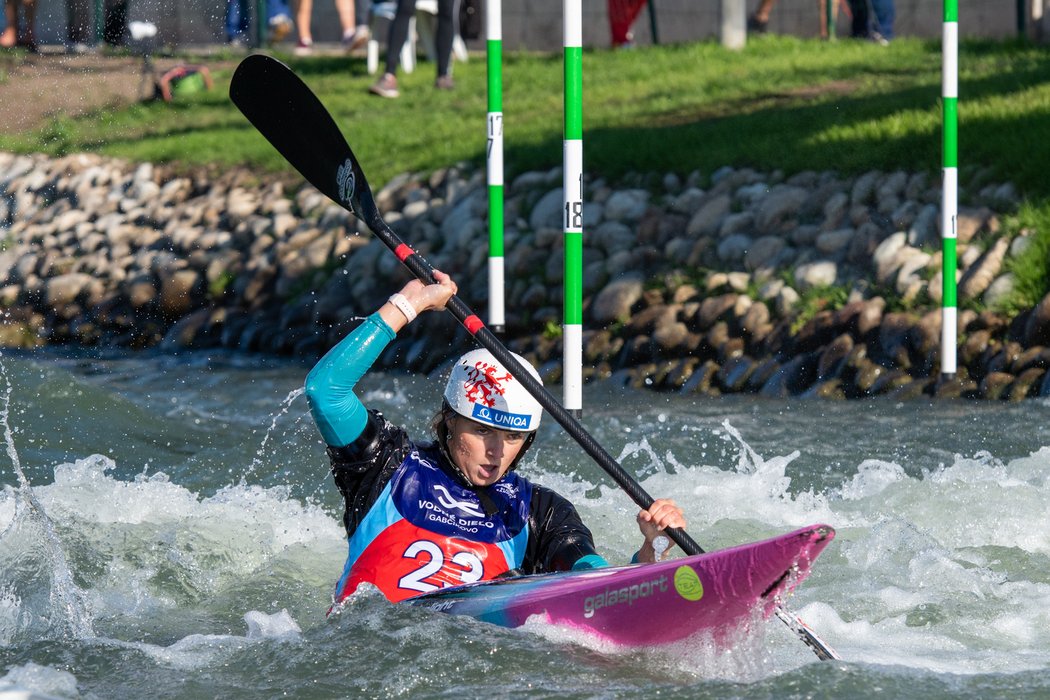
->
[404,524,834,647]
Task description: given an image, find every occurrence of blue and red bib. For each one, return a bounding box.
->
[333,447,532,604]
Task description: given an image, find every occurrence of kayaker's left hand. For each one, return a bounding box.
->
[635,498,687,562]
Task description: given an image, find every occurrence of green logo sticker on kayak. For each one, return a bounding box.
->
[674,565,704,601]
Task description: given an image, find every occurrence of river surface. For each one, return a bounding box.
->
[0,348,1048,699]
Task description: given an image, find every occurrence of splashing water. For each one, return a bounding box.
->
[240,386,306,484]
[0,354,95,639]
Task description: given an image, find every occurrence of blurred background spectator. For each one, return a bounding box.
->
[226,0,294,47]
[2,0,38,49]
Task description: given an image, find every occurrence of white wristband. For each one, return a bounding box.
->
[388,293,417,323]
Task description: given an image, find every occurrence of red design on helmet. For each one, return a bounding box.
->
[462,362,513,408]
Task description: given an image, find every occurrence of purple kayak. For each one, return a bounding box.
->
[404,524,835,647]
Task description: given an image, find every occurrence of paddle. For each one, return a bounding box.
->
[229,54,839,661]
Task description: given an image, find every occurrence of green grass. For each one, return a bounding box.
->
[1000,202,1050,314]
[2,36,1050,199]
[0,50,24,85]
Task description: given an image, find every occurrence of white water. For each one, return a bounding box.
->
[0,350,1048,698]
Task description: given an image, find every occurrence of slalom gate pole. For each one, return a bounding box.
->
[563,0,584,415]
[941,0,958,378]
[486,0,505,334]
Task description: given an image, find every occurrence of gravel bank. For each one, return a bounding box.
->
[3,150,1047,400]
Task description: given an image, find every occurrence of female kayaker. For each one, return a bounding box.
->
[306,271,687,606]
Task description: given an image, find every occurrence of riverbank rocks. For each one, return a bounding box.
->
[1,150,1044,400]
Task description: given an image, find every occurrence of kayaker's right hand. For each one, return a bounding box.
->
[380,270,457,331]
[635,498,686,563]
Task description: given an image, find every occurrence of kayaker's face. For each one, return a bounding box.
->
[447,416,527,487]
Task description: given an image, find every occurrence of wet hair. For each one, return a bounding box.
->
[432,400,536,473]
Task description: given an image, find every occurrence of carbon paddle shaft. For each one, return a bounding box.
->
[229,54,839,661]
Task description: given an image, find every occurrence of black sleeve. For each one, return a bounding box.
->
[326,409,412,537]
[522,485,601,574]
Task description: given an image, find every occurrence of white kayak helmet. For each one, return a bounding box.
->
[443,349,543,432]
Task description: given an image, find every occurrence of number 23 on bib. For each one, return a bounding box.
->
[340,521,514,603]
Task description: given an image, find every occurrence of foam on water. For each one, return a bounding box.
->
[0,453,345,648]
[3,355,1050,697]
[0,662,78,699]
[92,609,305,672]
[520,605,786,683]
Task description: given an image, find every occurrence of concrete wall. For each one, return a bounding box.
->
[10,0,1048,50]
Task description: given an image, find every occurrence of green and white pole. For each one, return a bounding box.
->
[563,0,584,414]
[942,0,958,378]
[94,0,103,42]
[486,0,505,334]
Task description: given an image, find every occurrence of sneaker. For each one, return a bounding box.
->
[343,25,369,52]
[293,38,313,56]
[869,31,890,46]
[269,14,293,43]
[369,73,399,98]
[434,74,454,90]
[746,14,768,33]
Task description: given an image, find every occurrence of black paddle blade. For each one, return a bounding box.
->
[229,54,382,232]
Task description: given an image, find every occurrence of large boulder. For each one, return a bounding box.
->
[591,274,645,324]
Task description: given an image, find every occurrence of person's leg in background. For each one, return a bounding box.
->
[2,0,38,48]
[433,0,455,87]
[21,0,35,47]
[225,0,251,44]
[267,0,294,43]
[66,0,92,49]
[846,0,869,38]
[354,0,369,30]
[333,0,356,47]
[869,0,894,40]
[820,0,848,39]
[369,0,413,97]
[342,0,370,50]
[1,0,19,47]
[747,0,777,33]
[294,0,313,53]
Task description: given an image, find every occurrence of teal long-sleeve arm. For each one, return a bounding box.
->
[304,313,396,447]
